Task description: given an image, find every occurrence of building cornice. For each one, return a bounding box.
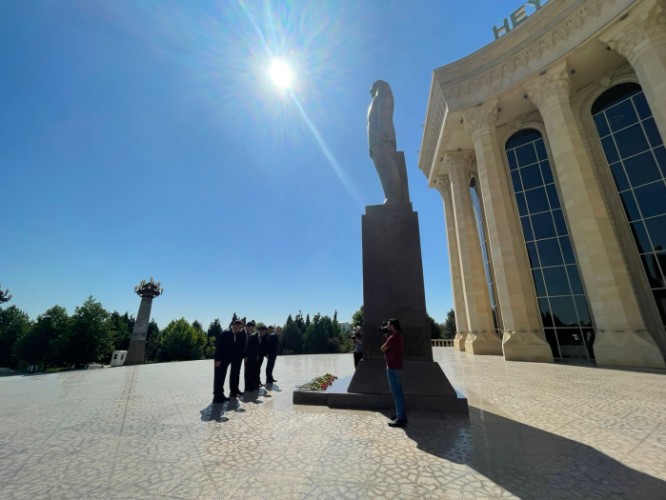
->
[419,0,637,181]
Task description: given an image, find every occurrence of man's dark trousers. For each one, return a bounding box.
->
[213,359,231,402]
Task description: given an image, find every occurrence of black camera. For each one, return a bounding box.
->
[379,322,389,334]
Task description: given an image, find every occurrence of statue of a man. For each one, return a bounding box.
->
[368,80,409,204]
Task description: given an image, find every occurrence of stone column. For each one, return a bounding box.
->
[463,102,553,363]
[600,0,666,141]
[445,152,501,355]
[524,62,665,368]
[435,176,469,351]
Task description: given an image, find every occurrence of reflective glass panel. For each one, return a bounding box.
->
[505,129,595,360]
[593,85,666,333]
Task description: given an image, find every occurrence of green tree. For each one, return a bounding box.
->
[109,312,133,350]
[57,297,113,366]
[351,305,364,329]
[304,314,328,354]
[281,315,304,354]
[428,313,443,339]
[145,320,161,361]
[157,318,206,362]
[205,319,223,359]
[442,309,456,339]
[0,306,32,367]
[14,305,69,367]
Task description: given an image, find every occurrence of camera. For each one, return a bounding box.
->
[379,322,389,334]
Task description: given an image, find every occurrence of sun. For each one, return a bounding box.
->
[269,59,294,89]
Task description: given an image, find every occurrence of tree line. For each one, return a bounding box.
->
[0,296,456,372]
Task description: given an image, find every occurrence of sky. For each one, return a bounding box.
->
[1,0,540,329]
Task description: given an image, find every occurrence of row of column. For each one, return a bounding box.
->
[435,0,666,367]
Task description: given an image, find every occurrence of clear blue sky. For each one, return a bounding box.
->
[1,0,536,329]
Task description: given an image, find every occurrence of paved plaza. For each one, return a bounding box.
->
[1,348,665,499]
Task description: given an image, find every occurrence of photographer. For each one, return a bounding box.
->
[380,318,407,428]
[351,327,363,368]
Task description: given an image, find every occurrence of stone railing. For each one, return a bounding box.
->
[431,339,455,347]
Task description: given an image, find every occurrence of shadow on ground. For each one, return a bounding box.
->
[403,406,666,498]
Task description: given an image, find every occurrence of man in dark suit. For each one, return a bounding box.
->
[243,321,259,392]
[228,319,247,398]
[266,325,280,384]
[257,325,269,387]
[213,319,245,403]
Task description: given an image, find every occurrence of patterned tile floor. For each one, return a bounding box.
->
[1,348,665,499]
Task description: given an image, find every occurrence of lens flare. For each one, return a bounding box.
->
[269,59,294,89]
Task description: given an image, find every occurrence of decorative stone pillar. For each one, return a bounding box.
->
[125,278,163,365]
[600,0,666,141]
[445,152,501,355]
[524,62,665,368]
[435,176,468,351]
[463,102,552,363]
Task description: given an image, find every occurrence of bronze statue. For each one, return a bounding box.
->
[368,80,410,204]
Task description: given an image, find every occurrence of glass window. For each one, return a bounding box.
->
[539,299,554,326]
[644,215,666,250]
[567,265,584,295]
[527,242,540,268]
[546,184,560,210]
[521,164,543,190]
[537,238,564,267]
[574,297,592,326]
[550,296,578,326]
[511,170,522,192]
[532,212,556,240]
[533,269,547,297]
[593,85,666,333]
[552,209,567,236]
[635,182,666,218]
[601,136,620,164]
[606,99,638,132]
[615,124,650,158]
[521,216,534,242]
[610,162,630,191]
[630,221,652,254]
[593,113,610,138]
[543,266,571,296]
[559,236,576,265]
[623,152,661,187]
[506,128,595,360]
[643,118,662,148]
[516,143,537,165]
[620,191,641,220]
[525,187,549,214]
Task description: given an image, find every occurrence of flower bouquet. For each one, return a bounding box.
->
[309,373,338,391]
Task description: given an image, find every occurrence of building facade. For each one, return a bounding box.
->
[419,0,666,367]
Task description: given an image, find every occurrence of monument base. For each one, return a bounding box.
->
[125,340,146,366]
[316,359,468,414]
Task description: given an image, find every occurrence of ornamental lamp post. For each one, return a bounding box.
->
[125,278,163,365]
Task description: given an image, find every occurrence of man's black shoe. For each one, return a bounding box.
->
[230,391,244,398]
[388,419,407,428]
[212,396,229,404]
[267,379,277,383]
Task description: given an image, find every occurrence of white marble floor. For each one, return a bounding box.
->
[0,348,664,499]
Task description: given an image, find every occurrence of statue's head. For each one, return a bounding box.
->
[370,80,390,97]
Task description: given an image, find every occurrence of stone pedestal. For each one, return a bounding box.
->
[343,203,466,413]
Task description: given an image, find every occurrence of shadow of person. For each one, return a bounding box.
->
[240,390,264,405]
[265,382,281,393]
[200,403,229,423]
[226,398,246,413]
[402,407,666,498]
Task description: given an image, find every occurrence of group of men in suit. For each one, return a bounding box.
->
[212,318,281,403]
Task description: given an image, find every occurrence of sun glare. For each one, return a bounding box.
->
[269,59,294,89]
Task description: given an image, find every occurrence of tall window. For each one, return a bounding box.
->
[470,177,502,337]
[592,83,666,332]
[505,129,595,360]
